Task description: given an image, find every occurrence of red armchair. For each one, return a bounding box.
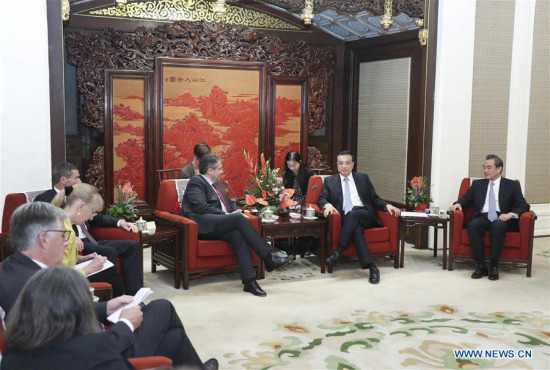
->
[449,178,536,277]
[304,176,400,272]
[154,179,262,289]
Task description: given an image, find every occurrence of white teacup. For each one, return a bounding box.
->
[305,206,315,218]
[136,218,147,231]
[262,209,274,220]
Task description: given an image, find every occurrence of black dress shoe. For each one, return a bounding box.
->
[265,255,294,272]
[243,280,267,297]
[325,251,341,265]
[488,265,499,281]
[471,265,489,279]
[368,266,380,284]
[203,358,219,370]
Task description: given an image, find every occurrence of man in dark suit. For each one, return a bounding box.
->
[34,161,142,295]
[182,154,294,297]
[450,154,530,280]
[0,202,218,369]
[318,151,401,284]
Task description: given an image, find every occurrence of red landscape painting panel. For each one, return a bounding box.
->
[112,78,146,200]
[273,83,302,169]
[161,63,262,196]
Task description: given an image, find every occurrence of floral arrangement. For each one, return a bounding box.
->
[406,176,433,208]
[108,180,138,220]
[242,150,297,210]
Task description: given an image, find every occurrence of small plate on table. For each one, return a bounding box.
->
[261,218,277,223]
[302,215,318,220]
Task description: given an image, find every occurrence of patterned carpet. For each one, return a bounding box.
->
[222,305,549,369]
[144,237,550,369]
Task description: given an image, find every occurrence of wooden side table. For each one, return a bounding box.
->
[399,215,450,269]
[142,225,181,288]
[260,216,327,274]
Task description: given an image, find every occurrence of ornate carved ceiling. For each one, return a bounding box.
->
[68,0,424,41]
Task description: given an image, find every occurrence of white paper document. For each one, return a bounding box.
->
[75,258,114,277]
[107,288,154,323]
[401,211,428,218]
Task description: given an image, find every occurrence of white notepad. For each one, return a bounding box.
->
[75,258,114,277]
[401,211,428,218]
[107,288,154,323]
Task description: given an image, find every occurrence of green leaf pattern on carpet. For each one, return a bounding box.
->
[225,305,550,369]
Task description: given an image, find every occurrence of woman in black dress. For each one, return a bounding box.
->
[282,151,316,255]
[282,151,314,205]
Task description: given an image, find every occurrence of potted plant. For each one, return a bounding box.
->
[242,150,297,214]
[108,180,138,220]
[406,176,433,212]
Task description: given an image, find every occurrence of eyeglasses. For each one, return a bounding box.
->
[44,230,72,242]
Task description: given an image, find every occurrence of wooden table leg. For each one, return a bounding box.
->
[174,235,180,289]
[399,220,406,268]
[151,245,157,273]
[443,223,448,270]
[433,225,438,258]
[320,225,326,274]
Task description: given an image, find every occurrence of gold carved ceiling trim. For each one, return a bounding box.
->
[79,0,303,30]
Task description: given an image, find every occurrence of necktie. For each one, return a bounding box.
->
[213,183,231,213]
[80,223,98,244]
[343,177,352,214]
[488,182,497,222]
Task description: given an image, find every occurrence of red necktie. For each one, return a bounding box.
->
[213,183,231,213]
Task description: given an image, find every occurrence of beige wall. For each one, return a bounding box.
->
[468,0,515,177]
[357,58,411,203]
[525,0,550,204]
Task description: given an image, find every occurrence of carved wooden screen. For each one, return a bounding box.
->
[156,58,267,197]
[105,70,154,210]
[269,76,308,169]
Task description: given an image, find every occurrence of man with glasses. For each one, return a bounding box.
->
[0,202,218,369]
[318,151,401,284]
[34,161,142,295]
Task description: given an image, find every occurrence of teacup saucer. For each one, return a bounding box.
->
[261,218,277,223]
[302,215,318,220]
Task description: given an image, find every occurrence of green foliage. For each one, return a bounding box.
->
[406,176,433,207]
[107,180,137,221]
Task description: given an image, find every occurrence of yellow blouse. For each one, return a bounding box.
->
[62,218,85,275]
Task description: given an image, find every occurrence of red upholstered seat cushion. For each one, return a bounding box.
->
[459,230,521,249]
[128,356,173,369]
[196,240,236,257]
[340,227,391,256]
[364,227,390,243]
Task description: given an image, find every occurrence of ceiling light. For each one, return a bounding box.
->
[380,0,393,30]
[301,0,314,25]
